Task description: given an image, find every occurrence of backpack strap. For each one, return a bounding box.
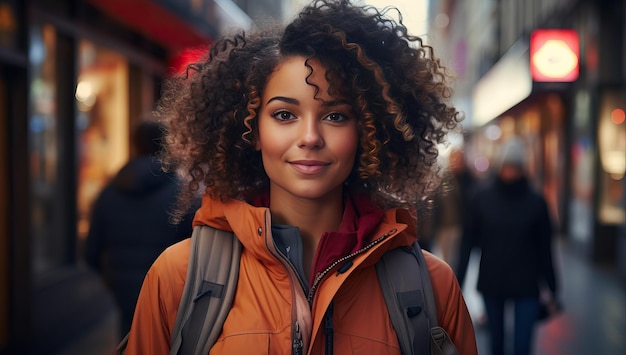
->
[376,241,459,355]
[413,243,458,355]
[169,225,242,355]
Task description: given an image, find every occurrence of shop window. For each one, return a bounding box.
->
[570,90,594,243]
[76,40,129,241]
[0,0,18,49]
[597,90,626,225]
[28,23,63,272]
[29,27,130,272]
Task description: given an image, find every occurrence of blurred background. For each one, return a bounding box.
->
[0,0,624,354]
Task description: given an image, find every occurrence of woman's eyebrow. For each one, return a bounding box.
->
[265,96,351,107]
[266,96,299,105]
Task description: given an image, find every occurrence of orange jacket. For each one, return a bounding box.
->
[126,195,477,354]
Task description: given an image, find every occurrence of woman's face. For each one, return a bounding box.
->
[256,55,359,202]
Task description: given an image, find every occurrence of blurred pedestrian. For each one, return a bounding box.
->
[124,0,478,353]
[85,120,196,335]
[456,137,560,355]
[432,147,476,270]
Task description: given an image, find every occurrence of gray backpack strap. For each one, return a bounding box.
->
[376,242,431,355]
[412,243,458,355]
[376,241,458,355]
[169,225,242,355]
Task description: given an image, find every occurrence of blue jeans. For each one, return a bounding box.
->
[483,296,540,355]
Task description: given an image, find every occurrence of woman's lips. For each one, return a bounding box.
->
[289,160,329,175]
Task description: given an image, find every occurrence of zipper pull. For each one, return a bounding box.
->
[293,321,303,355]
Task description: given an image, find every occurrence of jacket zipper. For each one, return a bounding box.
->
[293,321,303,355]
[307,228,397,303]
[265,214,400,353]
[262,212,307,355]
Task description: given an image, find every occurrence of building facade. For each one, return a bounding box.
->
[429,0,625,283]
[0,0,293,352]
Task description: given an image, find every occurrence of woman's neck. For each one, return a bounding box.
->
[269,186,345,275]
[270,190,344,239]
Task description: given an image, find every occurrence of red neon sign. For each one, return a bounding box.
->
[168,46,209,75]
[530,29,579,82]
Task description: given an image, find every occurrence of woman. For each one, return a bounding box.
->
[126,1,477,353]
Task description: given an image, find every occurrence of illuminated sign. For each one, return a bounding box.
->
[530,29,579,82]
[168,46,208,75]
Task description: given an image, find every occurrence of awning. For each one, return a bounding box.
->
[471,39,532,127]
[86,0,251,53]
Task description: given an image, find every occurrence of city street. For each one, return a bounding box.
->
[2,0,624,353]
[464,238,626,355]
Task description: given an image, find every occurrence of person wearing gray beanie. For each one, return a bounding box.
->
[456,136,560,355]
[498,137,527,170]
[496,137,529,185]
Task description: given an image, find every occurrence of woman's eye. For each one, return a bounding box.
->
[273,111,296,121]
[324,112,349,122]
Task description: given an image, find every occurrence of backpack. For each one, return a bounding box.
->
[117,225,459,355]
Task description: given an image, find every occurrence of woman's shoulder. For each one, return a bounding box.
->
[421,249,456,284]
[420,249,463,313]
[147,238,192,287]
[156,237,191,263]
[126,238,192,352]
[421,249,478,354]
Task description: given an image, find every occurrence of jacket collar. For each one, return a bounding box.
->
[192,191,417,270]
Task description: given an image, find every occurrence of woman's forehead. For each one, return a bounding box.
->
[265,57,333,98]
[265,56,349,102]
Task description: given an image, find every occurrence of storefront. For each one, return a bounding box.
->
[1,0,29,349]
[469,1,626,273]
[26,6,172,350]
[0,0,243,351]
[566,1,625,267]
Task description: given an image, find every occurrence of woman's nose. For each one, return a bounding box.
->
[297,118,324,149]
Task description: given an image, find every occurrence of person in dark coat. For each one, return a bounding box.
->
[85,120,196,335]
[432,147,476,270]
[456,137,560,355]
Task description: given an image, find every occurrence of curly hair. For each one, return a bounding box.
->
[159,0,462,221]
